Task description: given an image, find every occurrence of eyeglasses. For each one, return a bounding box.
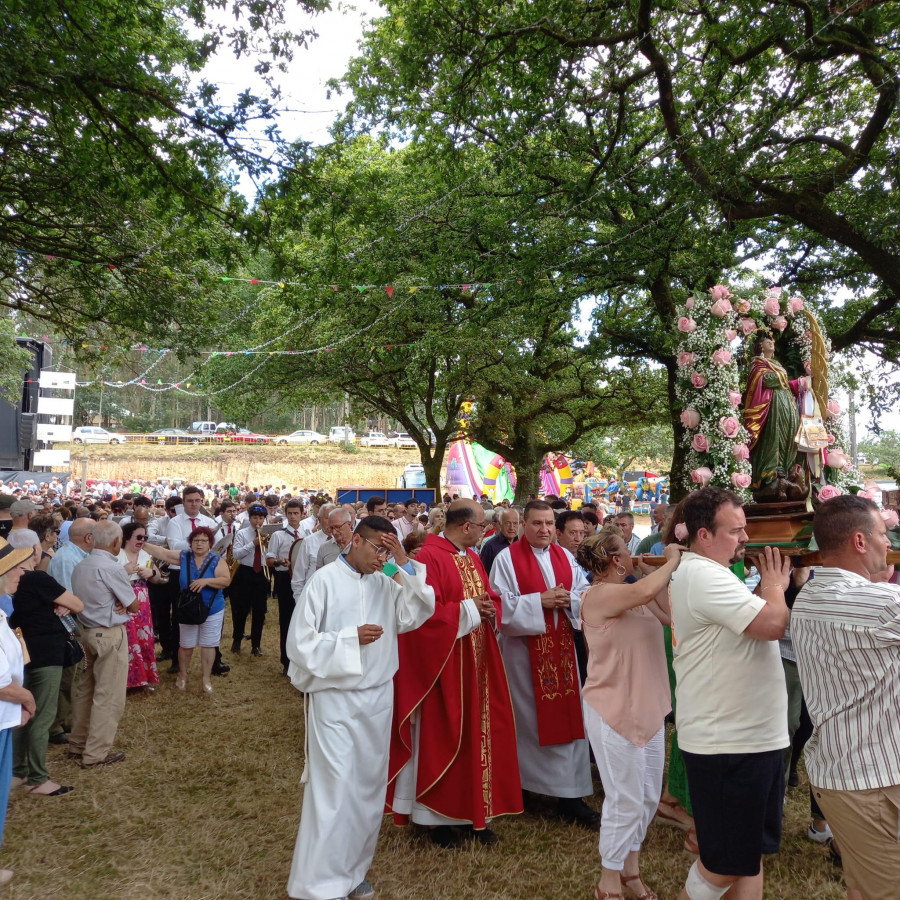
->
[466,520,488,530]
[363,536,391,559]
[135,536,147,542]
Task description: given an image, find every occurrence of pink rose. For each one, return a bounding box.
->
[826,399,841,417]
[826,448,848,469]
[764,297,780,316]
[766,286,783,299]
[827,433,836,445]
[690,372,708,389]
[677,352,695,368]
[711,348,732,366]
[685,297,695,310]
[772,315,788,332]
[817,484,842,501]
[690,467,713,486]
[674,523,689,541]
[882,509,900,529]
[731,443,750,461]
[710,285,732,301]
[692,433,710,452]
[739,317,756,335]
[857,490,873,500]
[804,330,813,340]
[788,297,804,314]
[680,408,701,429]
[731,472,751,489]
[677,317,697,333]
[719,416,741,438]
[804,361,812,375]
[710,298,732,318]
[728,390,742,408]
[736,299,752,314]
[724,329,737,342]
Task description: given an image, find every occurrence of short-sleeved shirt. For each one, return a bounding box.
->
[10,570,67,668]
[670,552,788,755]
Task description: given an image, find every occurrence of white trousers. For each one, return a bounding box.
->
[287,683,393,900]
[584,701,664,871]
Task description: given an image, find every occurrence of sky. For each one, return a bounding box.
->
[198,0,900,443]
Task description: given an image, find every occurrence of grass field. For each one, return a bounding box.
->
[69,443,419,494]
[4,605,848,900]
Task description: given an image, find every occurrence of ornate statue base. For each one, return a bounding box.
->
[743,501,813,550]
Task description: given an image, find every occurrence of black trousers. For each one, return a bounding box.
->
[272,570,294,669]
[149,576,179,657]
[231,565,270,649]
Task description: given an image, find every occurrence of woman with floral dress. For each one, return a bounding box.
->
[118,521,159,691]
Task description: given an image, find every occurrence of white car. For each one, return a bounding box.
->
[328,426,357,444]
[274,429,326,446]
[358,431,391,448]
[391,432,417,449]
[72,426,125,445]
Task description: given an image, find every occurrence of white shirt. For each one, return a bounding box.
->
[166,511,217,568]
[267,525,303,573]
[292,531,329,600]
[287,556,435,694]
[670,552,788,755]
[793,567,900,790]
[0,611,25,731]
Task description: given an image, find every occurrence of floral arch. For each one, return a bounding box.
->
[673,285,854,502]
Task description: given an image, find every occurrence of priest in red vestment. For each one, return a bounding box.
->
[386,499,522,847]
[490,499,599,827]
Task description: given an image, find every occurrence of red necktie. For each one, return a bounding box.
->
[190,518,196,530]
[253,544,262,573]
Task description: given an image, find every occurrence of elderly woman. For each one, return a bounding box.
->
[576,531,683,900]
[143,527,230,693]
[28,515,60,573]
[118,521,160,692]
[0,539,38,885]
[10,555,83,796]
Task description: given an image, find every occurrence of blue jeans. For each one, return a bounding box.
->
[0,728,12,847]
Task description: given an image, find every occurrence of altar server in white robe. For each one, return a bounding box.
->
[286,515,435,900]
[490,500,599,827]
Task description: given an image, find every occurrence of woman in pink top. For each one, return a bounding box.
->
[576,529,683,900]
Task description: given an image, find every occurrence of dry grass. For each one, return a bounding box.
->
[4,608,847,900]
[69,444,418,493]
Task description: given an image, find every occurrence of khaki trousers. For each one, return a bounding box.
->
[69,624,128,765]
[813,782,900,900]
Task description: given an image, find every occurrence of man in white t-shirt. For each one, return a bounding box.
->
[669,486,790,900]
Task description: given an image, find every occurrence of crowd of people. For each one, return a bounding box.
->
[0,474,897,899]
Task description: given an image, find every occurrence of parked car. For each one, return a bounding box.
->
[147,428,198,445]
[72,426,125,445]
[390,432,417,449]
[189,421,217,436]
[856,453,868,465]
[274,429,327,446]
[215,428,271,444]
[398,463,427,488]
[328,426,357,444]
[358,431,391,448]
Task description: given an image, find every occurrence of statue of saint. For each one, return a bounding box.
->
[743,335,809,503]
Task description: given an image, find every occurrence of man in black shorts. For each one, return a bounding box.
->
[669,487,791,900]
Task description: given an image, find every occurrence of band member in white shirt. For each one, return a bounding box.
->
[231,505,271,657]
[266,499,305,676]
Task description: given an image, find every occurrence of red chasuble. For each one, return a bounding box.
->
[385,534,522,828]
[508,540,584,746]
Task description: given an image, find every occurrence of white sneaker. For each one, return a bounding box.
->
[808,822,833,843]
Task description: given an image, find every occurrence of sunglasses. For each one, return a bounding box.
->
[134,535,147,542]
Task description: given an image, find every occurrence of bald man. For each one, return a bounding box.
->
[386,499,522,846]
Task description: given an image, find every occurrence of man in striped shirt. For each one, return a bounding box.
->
[792,494,899,900]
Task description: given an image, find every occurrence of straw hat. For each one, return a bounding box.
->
[0,537,34,579]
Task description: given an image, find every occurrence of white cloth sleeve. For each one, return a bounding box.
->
[287,583,362,682]
[390,560,436,634]
[457,599,482,638]
[232,528,257,566]
[490,548,547,637]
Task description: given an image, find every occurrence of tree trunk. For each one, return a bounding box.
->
[420,445,446,498]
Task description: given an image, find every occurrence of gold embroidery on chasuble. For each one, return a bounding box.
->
[451,553,493,814]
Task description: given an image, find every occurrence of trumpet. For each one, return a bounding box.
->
[257,527,272,577]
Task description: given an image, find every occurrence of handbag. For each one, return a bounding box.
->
[176,554,216,625]
[63,634,84,668]
[795,415,829,452]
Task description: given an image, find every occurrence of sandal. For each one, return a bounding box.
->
[683,825,699,856]
[622,875,658,900]
[594,886,623,900]
[654,797,692,832]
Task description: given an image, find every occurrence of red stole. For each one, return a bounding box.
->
[508,540,584,746]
